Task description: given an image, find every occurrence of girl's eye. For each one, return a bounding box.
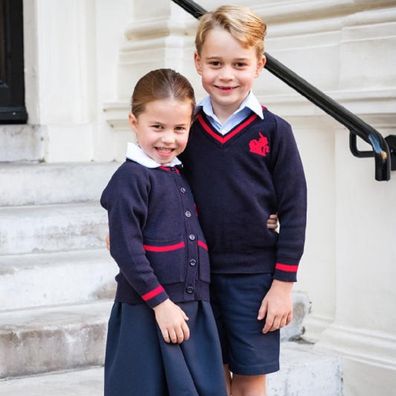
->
[209,61,221,67]
[175,127,187,134]
[151,124,163,130]
[235,62,247,68]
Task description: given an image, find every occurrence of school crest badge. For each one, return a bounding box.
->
[249,132,270,157]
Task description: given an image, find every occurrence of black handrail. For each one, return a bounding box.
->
[171,0,395,181]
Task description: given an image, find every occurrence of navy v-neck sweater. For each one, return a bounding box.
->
[100,160,210,308]
[180,108,307,282]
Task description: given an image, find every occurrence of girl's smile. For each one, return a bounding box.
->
[128,98,193,165]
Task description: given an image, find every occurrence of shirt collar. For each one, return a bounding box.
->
[126,142,182,168]
[197,91,264,121]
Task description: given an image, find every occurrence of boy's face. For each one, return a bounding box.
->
[129,98,192,165]
[194,28,265,120]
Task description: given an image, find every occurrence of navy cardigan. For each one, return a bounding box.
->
[181,108,307,282]
[100,160,210,308]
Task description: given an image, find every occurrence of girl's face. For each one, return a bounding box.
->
[129,98,193,165]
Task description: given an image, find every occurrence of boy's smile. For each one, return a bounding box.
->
[194,28,265,123]
[128,98,192,165]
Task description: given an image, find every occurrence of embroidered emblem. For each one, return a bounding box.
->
[249,132,270,157]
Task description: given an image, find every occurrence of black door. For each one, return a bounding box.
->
[0,0,27,123]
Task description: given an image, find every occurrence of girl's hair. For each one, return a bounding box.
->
[195,5,267,59]
[131,68,195,118]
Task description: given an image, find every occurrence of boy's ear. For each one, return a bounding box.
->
[128,112,138,129]
[256,54,266,77]
[194,51,203,75]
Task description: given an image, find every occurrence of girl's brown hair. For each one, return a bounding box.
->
[131,68,195,119]
[195,5,267,59]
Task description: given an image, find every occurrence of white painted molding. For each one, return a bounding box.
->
[104,88,396,132]
[316,323,396,370]
[251,0,396,23]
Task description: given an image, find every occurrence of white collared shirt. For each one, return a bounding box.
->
[126,142,182,168]
[197,91,264,135]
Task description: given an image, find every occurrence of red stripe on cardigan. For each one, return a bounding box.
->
[142,285,165,301]
[275,263,298,272]
[143,241,185,252]
[198,240,208,250]
[197,113,258,144]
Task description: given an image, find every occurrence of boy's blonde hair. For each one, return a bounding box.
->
[195,5,267,59]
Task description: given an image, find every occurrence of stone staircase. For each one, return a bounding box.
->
[0,159,343,395]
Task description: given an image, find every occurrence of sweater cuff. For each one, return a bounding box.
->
[141,285,169,308]
[273,262,298,282]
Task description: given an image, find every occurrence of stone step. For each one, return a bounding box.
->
[0,162,119,206]
[0,293,310,380]
[0,343,342,395]
[0,249,117,311]
[0,300,112,379]
[0,125,44,162]
[0,202,108,255]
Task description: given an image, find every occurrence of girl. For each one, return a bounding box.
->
[101,68,228,396]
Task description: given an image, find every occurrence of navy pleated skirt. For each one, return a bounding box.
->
[104,300,227,396]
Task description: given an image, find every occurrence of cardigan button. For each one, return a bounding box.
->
[186,286,194,294]
[180,187,186,193]
[188,234,196,241]
[189,259,197,266]
[185,210,192,218]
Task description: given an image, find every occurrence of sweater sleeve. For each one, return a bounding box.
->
[271,117,307,282]
[100,165,169,308]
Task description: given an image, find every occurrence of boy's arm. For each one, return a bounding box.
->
[271,117,307,282]
[258,117,306,332]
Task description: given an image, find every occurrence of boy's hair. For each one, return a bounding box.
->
[195,5,267,59]
[131,68,196,118]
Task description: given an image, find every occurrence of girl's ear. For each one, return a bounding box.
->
[194,51,203,75]
[128,112,138,129]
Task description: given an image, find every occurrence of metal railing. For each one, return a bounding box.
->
[171,0,395,181]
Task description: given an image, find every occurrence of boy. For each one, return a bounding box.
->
[180,5,307,396]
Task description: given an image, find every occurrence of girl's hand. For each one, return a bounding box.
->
[105,234,110,250]
[267,213,279,230]
[153,299,190,343]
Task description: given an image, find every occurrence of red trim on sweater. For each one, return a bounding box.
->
[143,241,185,252]
[198,240,208,250]
[197,113,258,144]
[275,263,298,272]
[142,285,165,301]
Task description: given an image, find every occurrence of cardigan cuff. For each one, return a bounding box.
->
[141,285,169,308]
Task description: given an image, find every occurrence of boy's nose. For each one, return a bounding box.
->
[218,66,234,80]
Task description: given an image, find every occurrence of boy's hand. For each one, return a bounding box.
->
[153,299,190,343]
[257,280,293,334]
[267,214,278,230]
[105,234,110,250]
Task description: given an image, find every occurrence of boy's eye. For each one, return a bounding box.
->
[175,127,187,133]
[235,62,248,68]
[151,124,163,130]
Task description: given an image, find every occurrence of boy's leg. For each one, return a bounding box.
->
[231,374,267,396]
[210,273,280,396]
[224,364,232,396]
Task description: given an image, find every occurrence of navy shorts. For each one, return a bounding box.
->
[210,273,280,375]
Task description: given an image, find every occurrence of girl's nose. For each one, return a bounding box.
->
[161,132,175,144]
